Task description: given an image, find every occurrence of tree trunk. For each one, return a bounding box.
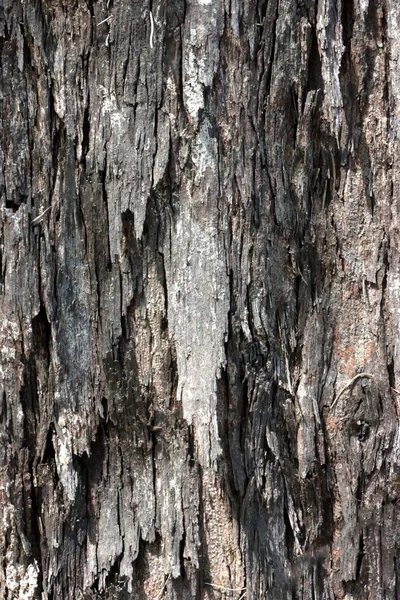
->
[1,0,399,598]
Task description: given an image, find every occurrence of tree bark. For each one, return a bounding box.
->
[1,0,399,598]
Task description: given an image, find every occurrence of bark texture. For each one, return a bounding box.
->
[1,0,400,598]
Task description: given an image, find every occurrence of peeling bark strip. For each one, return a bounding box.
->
[1,0,400,598]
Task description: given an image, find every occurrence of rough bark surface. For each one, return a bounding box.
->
[1,0,400,598]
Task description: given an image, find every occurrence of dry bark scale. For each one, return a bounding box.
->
[0,0,400,598]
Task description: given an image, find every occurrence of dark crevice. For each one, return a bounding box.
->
[179,530,186,578]
[341,0,355,52]
[99,152,112,270]
[197,465,212,591]
[81,100,90,166]
[158,243,169,328]
[49,85,64,202]
[356,530,365,579]
[168,339,178,412]
[121,208,143,296]
[0,390,7,427]
[29,459,44,596]
[283,500,295,562]
[21,306,50,449]
[32,303,51,366]
[150,429,158,522]
[104,556,127,594]
[306,25,323,97]
[387,357,395,390]
[257,0,268,26]
[187,424,195,463]
[130,538,150,599]
[355,473,364,504]
[86,0,94,20]
[216,366,237,502]
[42,424,56,463]
[5,196,26,212]
[101,397,109,423]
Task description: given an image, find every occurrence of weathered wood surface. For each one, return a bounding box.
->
[1,0,400,598]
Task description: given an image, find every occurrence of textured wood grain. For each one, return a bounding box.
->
[1,0,400,598]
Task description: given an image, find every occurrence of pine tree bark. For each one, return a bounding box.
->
[1,0,399,598]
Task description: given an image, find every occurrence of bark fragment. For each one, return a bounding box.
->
[1,0,400,599]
